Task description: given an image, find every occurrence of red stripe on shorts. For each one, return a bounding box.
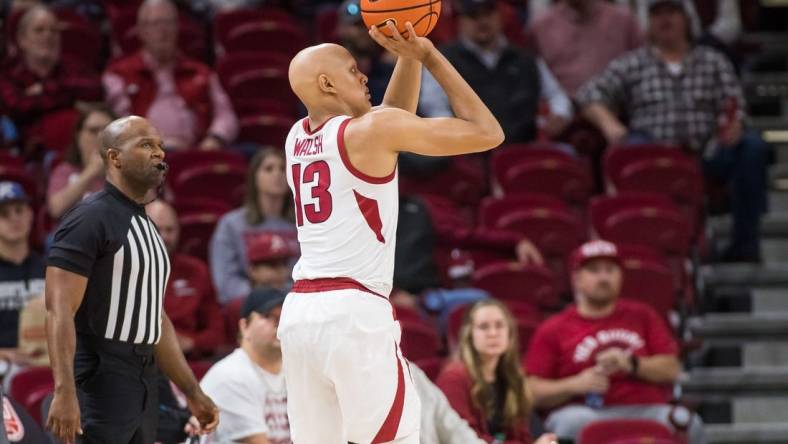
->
[371,344,406,444]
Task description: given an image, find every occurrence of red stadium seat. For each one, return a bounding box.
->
[223,297,244,344]
[480,194,585,257]
[164,150,247,187]
[516,317,540,355]
[590,193,692,257]
[315,8,340,43]
[239,114,296,148]
[472,262,558,308]
[171,197,232,217]
[617,244,677,322]
[0,152,24,169]
[177,212,221,261]
[222,21,307,57]
[227,71,298,114]
[579,419,676,444]
[9,366,54,425]
[188,360,213,381]
[213,8,297,51]
[400,321,441,362]
[173,164,247,208]
[479,193,568,227]
[54,9,102,68]
[394,305,428,324]
[399,156,487,207]
[492,145,593,205]
[605,145,704,232]
[35,108,80,153]
[413,357,444,383]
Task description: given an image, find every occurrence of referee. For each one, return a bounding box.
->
[44,116,219,444]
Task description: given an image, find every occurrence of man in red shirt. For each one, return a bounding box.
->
[147,200,225,358]
[525,240,705,443]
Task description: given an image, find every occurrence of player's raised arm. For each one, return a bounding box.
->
[365,24,504,156]
[374,22,430,113]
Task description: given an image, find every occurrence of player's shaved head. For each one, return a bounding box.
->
[289,43,354,106]
[99,116,150,160]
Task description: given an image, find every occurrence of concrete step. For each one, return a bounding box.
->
[700,263,788,288]
[707,422,788,444]
[688,313,788,340]
[708,212,788,239]
[683,367,788,394]
[733,397,788,424]
[690,342,788,368]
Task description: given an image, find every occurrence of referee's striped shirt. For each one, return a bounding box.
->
[48,182,171,344]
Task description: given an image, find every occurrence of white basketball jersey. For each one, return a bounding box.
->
[284,116,399,297]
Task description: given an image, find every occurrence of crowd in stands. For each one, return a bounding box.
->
[0,0,775,442]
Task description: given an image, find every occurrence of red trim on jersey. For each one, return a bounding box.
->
[292,277,386,298]
[353,190,385,243]
[337,118,397,184]
[371,344,406,444]
[301,116,336,136]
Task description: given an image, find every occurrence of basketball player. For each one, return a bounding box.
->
[278,21,504,444]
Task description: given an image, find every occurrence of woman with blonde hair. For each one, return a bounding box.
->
[436,299,556,444]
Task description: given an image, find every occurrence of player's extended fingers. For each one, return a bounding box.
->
[386,20,404,42]
[404,22,417,41]
[368,26,393,48]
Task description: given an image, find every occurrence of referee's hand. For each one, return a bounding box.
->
[47,389,82,444]
[186,389,220,434]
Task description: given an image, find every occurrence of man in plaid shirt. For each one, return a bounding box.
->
[578,0,771,262]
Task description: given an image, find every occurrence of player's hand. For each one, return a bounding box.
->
[46,388,83,444]
[571,366,609,395]
[186,389,220,434]
[595,347,633,375]
[369,21,434,63]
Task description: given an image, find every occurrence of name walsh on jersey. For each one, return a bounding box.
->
[294,134,324,156]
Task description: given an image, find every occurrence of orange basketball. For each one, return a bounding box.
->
[360,0,441,38]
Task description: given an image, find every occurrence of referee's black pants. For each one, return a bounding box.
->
[74,334,158,444]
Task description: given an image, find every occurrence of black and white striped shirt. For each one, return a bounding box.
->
[48,183,171,344]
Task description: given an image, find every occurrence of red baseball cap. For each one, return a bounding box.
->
[246,233,292,264]
[569,240,621,272]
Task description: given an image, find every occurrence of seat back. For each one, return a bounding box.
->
[579,419,676,444]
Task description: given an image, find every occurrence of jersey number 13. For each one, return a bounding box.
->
[292,161,333,226]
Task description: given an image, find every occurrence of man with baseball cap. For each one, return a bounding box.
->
[200,288,290,443]
[0,181,44,371]
[245,232,294,293]
[524,240,705,442]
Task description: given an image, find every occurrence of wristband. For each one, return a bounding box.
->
[629,355,639,377]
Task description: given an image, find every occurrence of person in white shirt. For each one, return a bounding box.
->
[200,288,290,444]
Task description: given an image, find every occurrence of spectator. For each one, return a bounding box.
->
[1,393,49,444]
[419,0,572,143]
[437,299,557,444]
[577,0,771,262]
[336,0,395,105]
[46,104,114,219]
[528,0,643,97]
[0,5,102,154]
[0,182,43,366]
[103,0,238,151]
[146,200,225,358]
[246,232,294,292]
[409,362,486,444]
[200,288,290,444]
[622,0,742,46]
[526,240,705,443]
[210,149,296,304]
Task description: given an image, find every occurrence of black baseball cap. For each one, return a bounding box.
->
[240,288,286,319]
[456,0,497,17]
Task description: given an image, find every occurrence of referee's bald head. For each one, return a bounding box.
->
[100,115,142,160]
